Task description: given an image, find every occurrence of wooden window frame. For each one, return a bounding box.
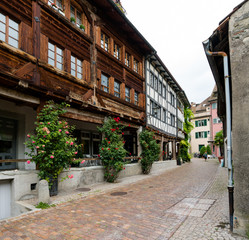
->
[134,91,139,106]
[150,72,154,87]
[71,55,83,79]
[70,4,84,29]
[101,73,109,93]
[133,58,139,73]
[114,80,121,98]
[0,13,19,49]
[125,86,131,102]
[125,52,130,67]
[101,32,109,52]
[113,42,121,60]
[48,42,64,70]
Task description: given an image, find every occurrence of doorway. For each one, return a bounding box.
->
[0,180,11,220]
[0,117,17,170]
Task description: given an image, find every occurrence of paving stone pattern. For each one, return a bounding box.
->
[0,159,246,240]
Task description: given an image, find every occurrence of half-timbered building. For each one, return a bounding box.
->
[145,54,189,160]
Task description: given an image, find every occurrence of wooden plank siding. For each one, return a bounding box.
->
[0,0,149,126]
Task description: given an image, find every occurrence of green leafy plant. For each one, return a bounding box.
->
[180,107,194,162]
[25,101,79,186]
[35,202,56,209]
[214,130,224,156]
[206,145,211,155]
[98,117,127,182]
[79,24,85,30]
[139,130,160,174]
[200,146,207,157]
[70,17,76,23]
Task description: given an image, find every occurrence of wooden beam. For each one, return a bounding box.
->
[13,62,36,77]
[82,89,93,101]
[96,94,106,107]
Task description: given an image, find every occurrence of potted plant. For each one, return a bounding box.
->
[70,17,76,23]
[51,2,57,10]
[214,130,224,163]
[80,24,85,31]
[25,101,79,196]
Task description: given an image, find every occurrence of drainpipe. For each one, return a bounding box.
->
[204,39,234,231]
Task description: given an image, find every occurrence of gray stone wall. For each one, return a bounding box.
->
[229,1,249,236]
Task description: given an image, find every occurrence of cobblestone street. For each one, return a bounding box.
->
[0,159,246,240]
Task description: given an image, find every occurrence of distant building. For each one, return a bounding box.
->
[190,85,223,157]
[190,98,211,155]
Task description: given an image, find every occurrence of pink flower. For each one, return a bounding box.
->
[36,146,39,149]
[59,121,62,124]
[50,155,54,159]
[43,135,46,138]
[70,142,73,145]
[74,152,78,155]
[47,122,50,125]
[66,141,69,144]
[41,151,44,153]
[40,122,43,125]
[69,174,74,179]
[129,153,131,155]
[123,167,125,170]
[98,154,100,157]
[59,129,62,132]
[81,160,85,164]
[65,131,69,134]
[27,160,31,164]
[42,145,45,147]
[32,141,35,143]
[27,134,31,138]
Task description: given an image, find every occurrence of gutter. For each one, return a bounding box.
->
[203,39,234,231]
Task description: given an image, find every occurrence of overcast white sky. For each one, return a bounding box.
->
[122,0,242,103]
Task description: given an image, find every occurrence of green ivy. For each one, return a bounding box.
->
[98,117,127,182]
[180,107,194,162]
[25,101,79,183]
[139,130,160,174]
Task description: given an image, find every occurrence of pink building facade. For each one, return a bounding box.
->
[208,86,223,157]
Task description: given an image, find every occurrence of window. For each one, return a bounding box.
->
[48,0,63,8]
[125,87,131,102]
[125,52,130,67]
[162,85,166,98]
[92,133,101,156]
[178,119,183,129]
[134,91,139,106]
[113,42,120,60]
[0,13,19,48]
[150,72,154,87]
[154,77,158,90]
[101,32,109,52]
[162,109,166,122]
[195,131,208,139]
[213,118,221,124]
[212,103,217,109]
[170,92,175,107]
[195,119,207,127]
[101,73,109,93]
[81,132,90,155]
[114,80,120,98]
[158,80,162,95]
[71,56,83,79]
[70,5,83,28]
[199,144,205,152]
[170,113,175,126]
[48,42,63,70]
[133,59,139,73]
[150,101,161,119]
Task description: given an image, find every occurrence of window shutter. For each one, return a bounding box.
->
[204,131,207,138]
[195,132,198,139]
[195,121,198,127]
[204,119,207,126]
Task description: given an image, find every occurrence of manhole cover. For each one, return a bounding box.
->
[110,191,127,196]
[76,188,91,192]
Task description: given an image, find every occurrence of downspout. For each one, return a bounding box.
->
[204,39,234,231]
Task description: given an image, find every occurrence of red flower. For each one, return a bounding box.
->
[123,141,125,144]
[123,167,125,170]
[122,132,124,135]
[116,127,119,130]
[105,138,107,140]
[108,141,111,144]
[128,124,131,127]
[98,154,100,157]
[102,148,104,150]
[108,148,110,150]
[115,148,119,150]
[129,153,131,155]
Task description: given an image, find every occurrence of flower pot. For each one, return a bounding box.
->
[49,177,58,196]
